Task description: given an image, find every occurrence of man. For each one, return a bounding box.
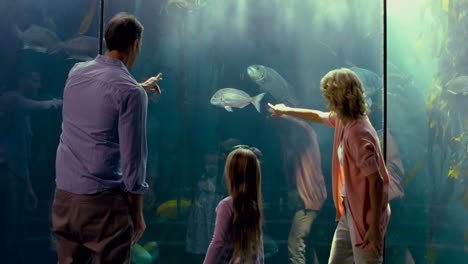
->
[0,71,62,264]
[53,13,163,263]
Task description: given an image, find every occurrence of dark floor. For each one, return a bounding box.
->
[23,198,468,264]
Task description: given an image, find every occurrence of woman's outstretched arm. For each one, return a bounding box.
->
[268,103,327,124]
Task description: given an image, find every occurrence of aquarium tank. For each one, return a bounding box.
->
[0,0,466,263]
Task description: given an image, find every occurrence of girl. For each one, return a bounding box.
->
[203,148,264,264]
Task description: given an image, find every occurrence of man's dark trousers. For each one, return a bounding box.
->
[52,188,133,264]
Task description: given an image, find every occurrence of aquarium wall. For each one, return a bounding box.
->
[386,0,468,263]
[0,0,466,263]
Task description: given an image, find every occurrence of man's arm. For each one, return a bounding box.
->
[16,97,62,113]
[127,193,145,245]
[0,92,62,114]
[118,87,149,245]
[119,87,148,194]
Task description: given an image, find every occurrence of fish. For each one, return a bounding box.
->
[427,240,436,262]
[166,0,190,9]
[263,233,279,258]
[78,0,98,35]
[162,0,208,13]
[404,248,416,264]
[51,36,100,61]
[219,138,242,154]
[131,242,159,264]
[247,65,300,107]
[349,66,382,108]
[445,75,468,95]
[131,244,152,264]
[14,24,61,53]
[42,16,58,33]
[443,0,450,12]
[156,199,192,222]
[233,145,263,157]
[318,40,338,57]
[210,88,265,112]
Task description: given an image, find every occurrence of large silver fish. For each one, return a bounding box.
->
[247,65,300,107]
[349,66,382,107]
[15,24,60,53]
[52,36,100,61]
[210,88,265,112]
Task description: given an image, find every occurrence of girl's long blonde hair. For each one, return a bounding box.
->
[320,68,368,122]
[225,148,263,264]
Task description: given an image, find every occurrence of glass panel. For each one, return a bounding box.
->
[388,0,467,262]
[104,0,383,263]
[0,0,392,263]
[0,0,101,262]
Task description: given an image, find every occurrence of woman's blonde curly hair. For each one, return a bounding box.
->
[320,68,368,121]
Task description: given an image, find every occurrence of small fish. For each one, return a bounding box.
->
[162,0,207,13]
[404,248,416,264]
[210,88,265,112]
[263,233,279,258]
[79,0,98,35]
[131,243,152,264]
[233,145,263,157]
[15,24,60,53]
[445,75,468,95]
[447,163,461,179]
[51,36,100,61]
[156,199,191,221]
[427,240,436,262]
[318,40,338,57]
[167,0,189,8]
[220,138,242,153]
[443,0,449,12]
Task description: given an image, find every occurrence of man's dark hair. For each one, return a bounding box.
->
[105,13,144,52]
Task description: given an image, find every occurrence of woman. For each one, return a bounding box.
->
[269,68,390,263]
[204,148,264,264]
